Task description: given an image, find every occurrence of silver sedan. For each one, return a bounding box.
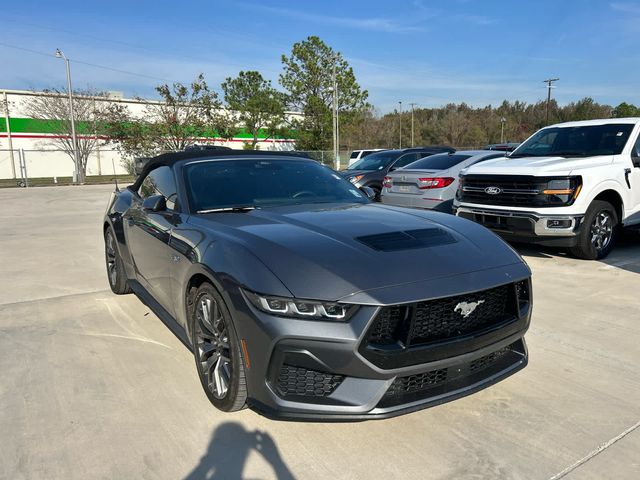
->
[381,150,505,212]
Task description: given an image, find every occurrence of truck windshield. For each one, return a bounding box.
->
[510,124,634,158]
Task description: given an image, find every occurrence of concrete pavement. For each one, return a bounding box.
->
[0,185,638,479]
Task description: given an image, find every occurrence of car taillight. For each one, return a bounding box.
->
[417,177,455,189]
[382,176,393,188]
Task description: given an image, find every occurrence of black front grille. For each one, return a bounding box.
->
[368,284,514,348]
[275,364,344,398]
[459,175,571,208]
[378,341,524,408]
[410,285,510,344]
[360,281,528,369]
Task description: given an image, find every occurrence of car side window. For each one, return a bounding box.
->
[393,153,419,169]
[139,166,177,210]
[633,134,640,157]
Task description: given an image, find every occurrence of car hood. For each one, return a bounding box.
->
[189,203,528,302]
[464,155,614,176]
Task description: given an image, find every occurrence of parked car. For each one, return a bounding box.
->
[455,118,640,259]
[103,149,532,420]
[339,147,455,200]
[381,150,505,212]
[485,143,520,152]
[348,149,386,166]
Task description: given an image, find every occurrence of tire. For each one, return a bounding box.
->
[190,283,247,412]
[570,200,618,260]
[104,228,132,294]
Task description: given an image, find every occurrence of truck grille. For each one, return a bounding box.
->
[459,175,569,207]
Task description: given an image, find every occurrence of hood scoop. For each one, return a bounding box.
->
[356,228,457,252]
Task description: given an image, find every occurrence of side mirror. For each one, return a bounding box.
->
[359,186,376,200]
[142,194,167,212]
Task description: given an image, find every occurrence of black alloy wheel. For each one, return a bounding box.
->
[570,200,618,260]
[104,228,131,294]
[191,283,247,411]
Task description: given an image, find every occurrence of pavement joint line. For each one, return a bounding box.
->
[0,288,113,308]
[547,419,640,480]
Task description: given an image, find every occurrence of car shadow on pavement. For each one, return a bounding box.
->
[184,422,295,480]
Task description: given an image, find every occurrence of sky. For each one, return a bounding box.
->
[1,0,639,112]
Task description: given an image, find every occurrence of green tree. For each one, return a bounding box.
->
[109,74,236,166]
[613,102,640,118]
[280,36,369,151]
[222,71,286,149]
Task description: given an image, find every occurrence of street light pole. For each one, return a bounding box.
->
[398,101,402,149]
[409,103,417,147]
[500,117,506,143]
[55,49,80,183]
[331,57,340,170]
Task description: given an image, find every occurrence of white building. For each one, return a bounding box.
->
[0,89,299,180]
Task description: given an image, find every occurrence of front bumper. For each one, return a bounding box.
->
[227,280,531,421]
[455,205,584,247]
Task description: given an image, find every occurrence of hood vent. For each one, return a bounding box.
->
[356,228,457,252]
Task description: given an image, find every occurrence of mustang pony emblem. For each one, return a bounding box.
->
[454,300,485,318]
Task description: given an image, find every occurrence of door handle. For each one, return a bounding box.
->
[624,168,632,189]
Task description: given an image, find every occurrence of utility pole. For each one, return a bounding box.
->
[2,91,16,179]
[56,49,81,183]
[332,58,340,170]
[398,101,403,149]
[409,103,417,147]
[543,78,559,125]
[500,117,506,143]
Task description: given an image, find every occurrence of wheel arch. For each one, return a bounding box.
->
[591,189,624,223]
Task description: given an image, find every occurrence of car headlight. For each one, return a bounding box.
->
[348,175,364,184]
[243,290,358,321]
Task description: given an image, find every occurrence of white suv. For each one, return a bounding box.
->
[454,118,640,259]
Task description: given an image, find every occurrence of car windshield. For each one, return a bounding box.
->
[510,124,634,158]
[347,151,399,170]
[403,153,472,171]
[185,159,367,211]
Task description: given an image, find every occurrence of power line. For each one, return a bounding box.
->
[0,41,179,84]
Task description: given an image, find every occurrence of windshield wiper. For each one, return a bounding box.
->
[197,205,257,214]
[550,151,586,158]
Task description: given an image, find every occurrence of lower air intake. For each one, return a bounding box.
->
[276,364,344,398]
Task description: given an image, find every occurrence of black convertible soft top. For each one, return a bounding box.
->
[132,150,312,190]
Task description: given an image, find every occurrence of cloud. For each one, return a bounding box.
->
[610,2,640,14]
[240,3,425,33]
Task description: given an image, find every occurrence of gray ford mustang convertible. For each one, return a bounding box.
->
[103,149,532,421]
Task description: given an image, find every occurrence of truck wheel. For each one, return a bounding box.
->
[570,200,618,260]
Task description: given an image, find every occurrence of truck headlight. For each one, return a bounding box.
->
[243,290,358,321]
[542,177,582,204]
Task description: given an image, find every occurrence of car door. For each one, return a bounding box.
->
[124,165,179,315]
[627,134,640,224]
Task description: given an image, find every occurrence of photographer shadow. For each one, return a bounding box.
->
[184,422,295,480]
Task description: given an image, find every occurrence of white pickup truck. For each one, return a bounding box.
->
[454,118,640,259]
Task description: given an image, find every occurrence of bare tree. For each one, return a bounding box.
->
[108,74,237,166]
[24,89,125,182]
